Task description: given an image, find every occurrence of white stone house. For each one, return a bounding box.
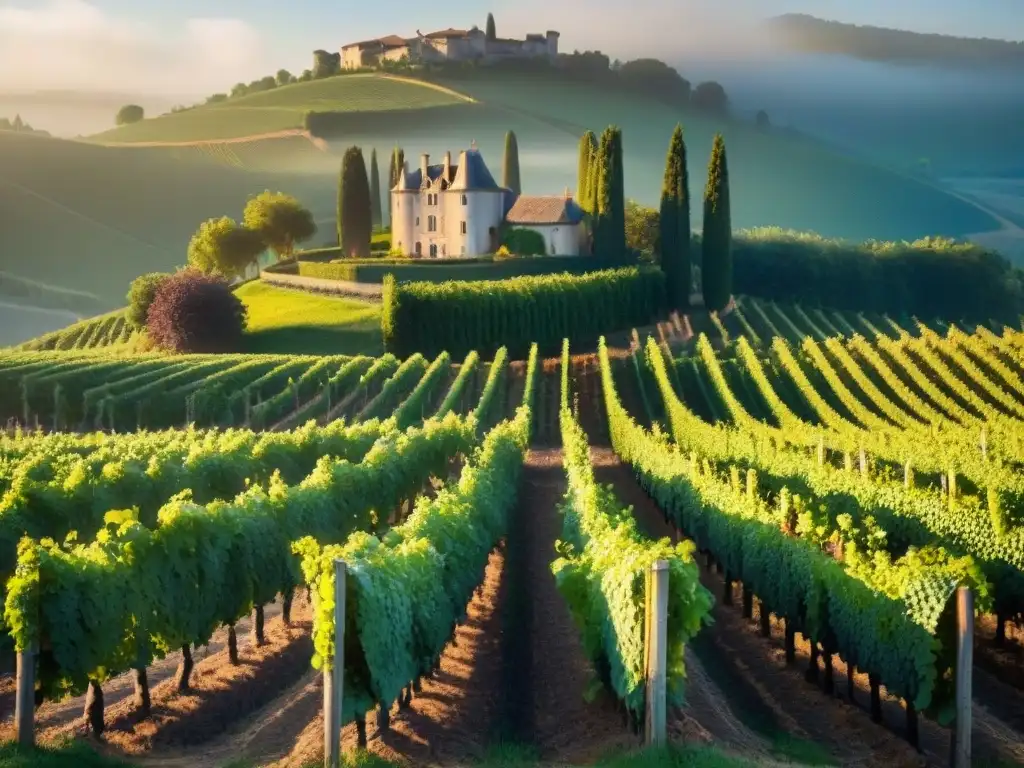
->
[342,26,559,70]
[390,145,586,258]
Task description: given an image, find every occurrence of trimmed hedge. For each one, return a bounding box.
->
[297,255,593,285]
[728,230,1023,320]
[382,266,666,358]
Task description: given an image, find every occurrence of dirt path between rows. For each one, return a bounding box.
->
[249,446,780,767]
[592,446,1024,767]
[268,450,646,767]
[0,597,292,733]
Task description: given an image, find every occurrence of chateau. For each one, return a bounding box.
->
[390,145,586,259]
[342,25,559,70]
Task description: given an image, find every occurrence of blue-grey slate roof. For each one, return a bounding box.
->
[449,150,502,191]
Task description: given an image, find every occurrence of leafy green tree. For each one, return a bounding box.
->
[693,81,729,114]
[275,69,294,86]
[701,134,732,311]
[486,13,497,41]
[659,124,692,308]
[253,75,277,91]
[187,216,266,278]
[338,147,372,258]
[369,148,383,231]
[500,227,546,255]
[312,50,341,78]
[242,191,316,260]
[230,82,248,98]
[115,105,144,125]
[625,201,660,258]
[126,272,172,329]
[576,130,597,212]
[502,130,521,195]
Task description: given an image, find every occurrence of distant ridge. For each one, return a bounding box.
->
[768,14,1024,70]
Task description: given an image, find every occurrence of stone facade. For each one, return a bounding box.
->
[342,26,559,70]
[390,146,585,259]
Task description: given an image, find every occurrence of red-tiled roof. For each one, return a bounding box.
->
[342,34,407,50]
[425,28,469,39]
[505,195,584,225]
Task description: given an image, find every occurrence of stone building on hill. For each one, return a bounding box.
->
[342,25,559,69]
[390,144,586,258]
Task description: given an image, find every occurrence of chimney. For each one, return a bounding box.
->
[444,151,452,180]
[420,153,429,186]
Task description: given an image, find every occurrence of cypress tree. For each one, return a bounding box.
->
[577,130,597,212]
[606,127,626,261]
[387,149,396,226]
[387,146,404,226]
[369,148,382,231]
[660,124,691,309]
[593,126,625,263]
[339,146,372,258]
[502,130,521,195]
[486,13,497,41]
[591,129,612,261]
[701,134,732,311]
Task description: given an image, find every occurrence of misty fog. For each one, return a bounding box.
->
[674,51,1024,177]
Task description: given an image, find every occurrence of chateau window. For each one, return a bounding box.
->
[460,221,467,234]
[415,216,419,226]
[428,215,437,232]
[461,246,466,255]
[461,194,468,206]
[415,241,422,256]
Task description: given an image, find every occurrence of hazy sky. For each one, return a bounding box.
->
[1,0,1022,95]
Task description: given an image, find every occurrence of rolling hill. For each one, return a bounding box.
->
[87,74,473,143]
[0,130,341,307]
[295,69,999,241]
[0,68,1003,332]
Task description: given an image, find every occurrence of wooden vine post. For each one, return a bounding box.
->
[645,559,669,747]
[324,558,347,768]
[952,586,973,768]
[15,641,36,746]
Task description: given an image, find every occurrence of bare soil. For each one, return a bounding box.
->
[0,597,296,734]
[591,446,1024,767]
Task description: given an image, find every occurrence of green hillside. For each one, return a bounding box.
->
[0,68,1005,334]
[98,67,994,242]
[87,74,472,143]
[237,281,382,355]
[421,71,998,241]
[0,131,340,307]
